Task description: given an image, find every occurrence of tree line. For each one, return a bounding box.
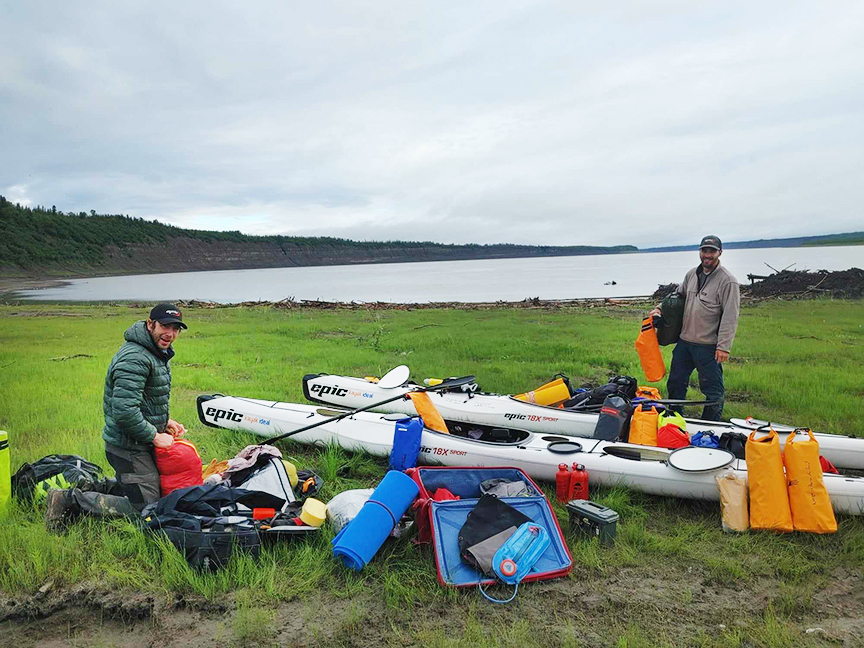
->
[0,196,636,273]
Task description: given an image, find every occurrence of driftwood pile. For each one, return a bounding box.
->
[743,268,864,299]
[652,268,864,301]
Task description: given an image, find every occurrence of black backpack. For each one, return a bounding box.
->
[563,376,638,411]
[11,454,104,502]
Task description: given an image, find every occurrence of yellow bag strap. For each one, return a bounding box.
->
[407,392,449,434]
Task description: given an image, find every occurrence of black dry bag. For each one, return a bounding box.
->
[656,292,685,347]
[592,396,632,441]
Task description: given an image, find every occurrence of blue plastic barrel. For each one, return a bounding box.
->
[332,470,419,570]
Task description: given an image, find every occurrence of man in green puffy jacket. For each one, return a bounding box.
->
[102,303,188,510]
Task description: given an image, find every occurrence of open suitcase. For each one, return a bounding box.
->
[405,466,572,587]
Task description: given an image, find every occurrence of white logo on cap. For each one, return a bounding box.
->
[166,310,181,316]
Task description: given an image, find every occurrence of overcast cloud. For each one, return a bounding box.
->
[1,1,862,247]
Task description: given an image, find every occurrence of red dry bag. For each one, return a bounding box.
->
[154,439,204,497]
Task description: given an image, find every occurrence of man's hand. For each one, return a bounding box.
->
[649,307,661,319]
[166,419,186,438]
[153,432,175,448]
[715,349,729,363]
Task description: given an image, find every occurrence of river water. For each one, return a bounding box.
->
[15,246,862,303]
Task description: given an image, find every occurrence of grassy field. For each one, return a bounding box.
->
[1,299,863,647]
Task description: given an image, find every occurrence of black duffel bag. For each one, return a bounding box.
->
[143,484,286,571]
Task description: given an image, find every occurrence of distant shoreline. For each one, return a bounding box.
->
[2,243,862,302]
[0,276,72,296]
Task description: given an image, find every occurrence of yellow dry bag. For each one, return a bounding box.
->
[628,404,660,446]
[746,429,793,532]
[514,377,571,407]
[785,429,837,534]
[635,317,666,383]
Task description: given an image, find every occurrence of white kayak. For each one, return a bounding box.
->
[197,394,864,516]
[302,372,864,471]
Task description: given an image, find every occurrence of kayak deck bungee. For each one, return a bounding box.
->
[301,373,864,471]
[197,394,864,516]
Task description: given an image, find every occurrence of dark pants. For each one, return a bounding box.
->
[70,479,140,520]
[667,340,725,421]
[105,442,161,511]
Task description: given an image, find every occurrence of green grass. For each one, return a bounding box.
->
[0,299,862,646]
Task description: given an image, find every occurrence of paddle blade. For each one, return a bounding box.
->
[407,392,449,434]
[378,365,410,389]
[427,375,476,392]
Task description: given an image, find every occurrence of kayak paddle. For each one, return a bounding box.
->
[260,374,476,446]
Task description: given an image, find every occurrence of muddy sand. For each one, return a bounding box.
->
[1,559,862,647]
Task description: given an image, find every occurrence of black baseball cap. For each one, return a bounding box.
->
[699,235,722,251]
[149,303,187,329]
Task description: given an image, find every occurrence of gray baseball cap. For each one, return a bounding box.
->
[699,235,722,250]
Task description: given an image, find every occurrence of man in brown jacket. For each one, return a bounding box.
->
[652,235,740,420]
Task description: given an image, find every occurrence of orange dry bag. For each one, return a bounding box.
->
[635,317,665,383]
[407,392,449,434]
[635,386,662,400]
[784,429,837,534]
[745,429,793,532]
[628,404,660,446]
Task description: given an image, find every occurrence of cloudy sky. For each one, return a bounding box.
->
[2,2,862,248]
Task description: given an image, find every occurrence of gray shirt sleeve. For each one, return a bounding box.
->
[716,278,740,352]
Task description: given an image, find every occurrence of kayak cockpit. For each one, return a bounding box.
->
[445,420,531,444]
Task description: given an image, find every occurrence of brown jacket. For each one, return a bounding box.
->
[676,264,740,352]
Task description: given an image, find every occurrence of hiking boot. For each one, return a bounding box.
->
[44,489,77,533]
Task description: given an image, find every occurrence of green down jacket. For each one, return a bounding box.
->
[102,320,174,448]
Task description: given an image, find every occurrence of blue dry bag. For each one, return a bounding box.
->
[690,431,720,448]
[389,417,423,471]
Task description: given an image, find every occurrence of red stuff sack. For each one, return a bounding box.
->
[656,410,689,449]
[657,424,689,449]
[154,440,204,497]
[819,456,839,475]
